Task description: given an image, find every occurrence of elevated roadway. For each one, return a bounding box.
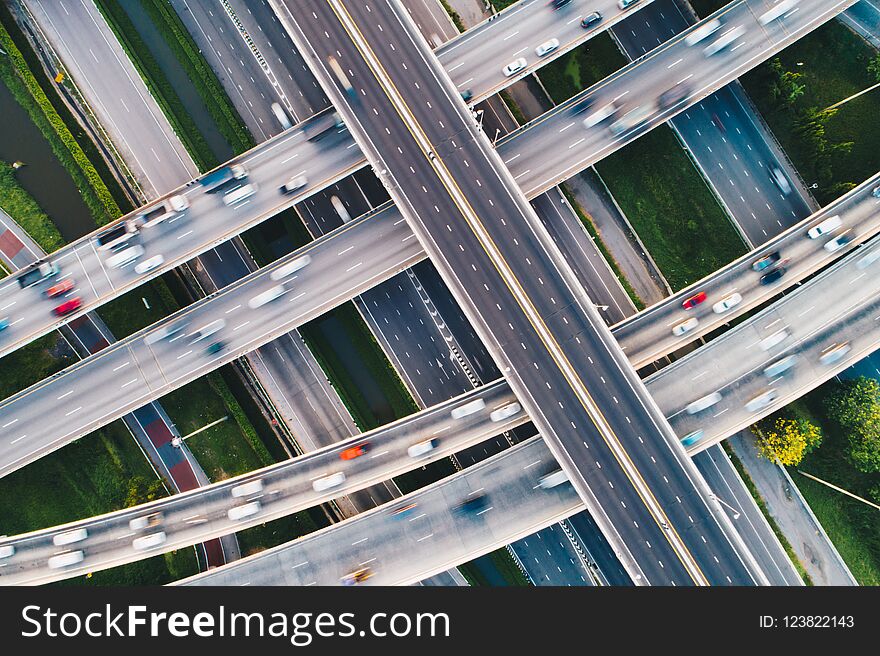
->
[0,381,523,585]
[283,0,762,585]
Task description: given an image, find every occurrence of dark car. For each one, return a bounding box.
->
[658,82,691,110]
[455,493,488,514]
[570,97,596,115]
[460,89,473,102]
[760,266,786,285]
[550,0,573,8]
[681,291,707,310]
[205,341,225,355]
[751,250,781,272]
[581,11,602,28]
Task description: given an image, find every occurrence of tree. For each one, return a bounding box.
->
[768,58,805,109]
[125,476,166,507]
[868,53,880,83]
[824,377,880,473]
[755,416,822,466]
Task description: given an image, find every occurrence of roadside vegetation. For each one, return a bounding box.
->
[740,20,880,204]
[0,161,64,252]
[0,10,122,224]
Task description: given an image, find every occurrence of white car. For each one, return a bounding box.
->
[312,472,346,492]
[0,544,15,559]
[270,255,312,281]
[819,342,851,365]
[248,284,286,309]
[134,254,165,275]
[764,354,798,378]
[712,292,742,314]
[231,479,264,498]
[53,528,88,546]
[407,439,438,458]
[770,166,791,195]
[686,392,722,415]
[672,317,699,336]
[227,501,261,521]
[47,551,84,570]
[535,39,559,58]
[490,402,521,422]
[451,398,486,419]
[280,175,308,194]
[502,58,528,77]
[745,389,779,412]
[823,232,853,252]
[132,532,167,551]
[538,470,568,489]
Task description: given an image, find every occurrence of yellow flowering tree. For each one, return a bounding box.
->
[756,417,822,466]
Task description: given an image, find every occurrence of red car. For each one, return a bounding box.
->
[340,441,369,460]
[681,291,707,310]
[45,278,74,298]
[53,297,82,316]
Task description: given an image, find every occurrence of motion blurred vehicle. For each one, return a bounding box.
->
[190,319,225,343]
[223,183,257,206]
[751,250,780,271]
[312,471,346,492]
[460,89,473,102]
[341,567,373,585]
[609,104,653,136]
[45,278,74,298]
[53,297,82,316]
[407,438,438,458]
[231,480,263,498]
[570,97,595,115]
[490,402,521,422]
[759,329,789,351]
[248,284,286,309]
[538,469,568,489]
[760,265,786,285]
[711,112,725,132]
[857,249,880,268]
[873,185,880,198]
[685,18,721,46]
[0,544,14,559]
[681,291,707,310]
[550,0,572,8]
[582,101,619,127]
[658,82,690,110]
[271,255,312,281]
[819,342,851,365]
[205,341,224,355]
[54,528,88,546]
[280,175,308,194]
[0,318,8,332]
[618,0,639,8]
[227,501,261,521]
[824,233,854,252]
[745,389,778,412]
[105,244,144,269]
[680,430,705,447]
[129,512,162,531]
[144,320,188,345]
[271,102,292,130]
[455,493,488,514]
[17,261,60,289]
[686,392,722,415]
[199,164,247,193]
[391,502,417,517]
[340,441,369,460]
[712,292,742,314]
[759,0,799,25]
[703,25,745,57]
[769,166,792,195]
[451,398,486,419]
[764,354,798,378]
[535,38,559,57]
[581,11,602,28]
[502,58,528,77]
[134,254,165,275]
[132,532,167,551]
[672,317,699,336]
[807,215,842,239]
[47,551,84,570]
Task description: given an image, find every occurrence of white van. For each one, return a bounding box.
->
[248,285,286,309]
[685,18,721,46]
[270,255,312,281]
[227,501,261,521]
[53,528,88,547]
[105,244,145,269]
[223,184,257,206]
[686,392,722,414]
[807,215,842,238]
[538,470,568,489]
[0,544,14,559]
[48,551,85,569]
[451,398,486,419]
[312,472,346,492]
[132,532,167,551]
[407,439,438,458]
[231,479,264,498]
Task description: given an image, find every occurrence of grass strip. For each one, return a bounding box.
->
[93,0,217,171]
[0,13,121,224]
[0,161,64,252]
[139,0,254,154]
[439,0,465,33]
[721,442,813,585]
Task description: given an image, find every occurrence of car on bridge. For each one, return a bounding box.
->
[745,389,779,412]
[341,567,373,585]
[672,317,699,336]
[53,297,82,316]
[407,439,438,458]
[455,493,488,514]
[340,442,370,460]
[502,58,528,77]
[760,265,787,285]
[824,233,854,252]
[681,291,707,310]
[751,250,781,271]
[680,430,705,447]
[581,12,602,28]
[535,39,559,57]
[45,278,74,298]
[712,293,742,314]
[686,392,722,415]
[819,342,851,365]
[490,402,521,422]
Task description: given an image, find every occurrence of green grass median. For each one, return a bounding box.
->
[0,161,64,253]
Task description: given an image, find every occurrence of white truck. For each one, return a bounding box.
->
[139,194,189,228]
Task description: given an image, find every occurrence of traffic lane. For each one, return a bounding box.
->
[0,124,368,360]
[503,0,856,198]
[649,237,880,451]
[0,210,426,476]
[511,522,595,586]
[0,381,525,585]
[611,174,880,367]
[693,445,803,585]
[178,437,584,586]
[438,0,659,101]
[312,0,733,585]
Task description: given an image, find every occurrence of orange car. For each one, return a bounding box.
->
[45,278,74,298]
[339,441,369,460]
